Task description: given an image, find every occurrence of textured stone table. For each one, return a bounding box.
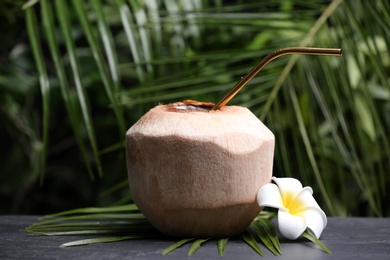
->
[0,216,389,259]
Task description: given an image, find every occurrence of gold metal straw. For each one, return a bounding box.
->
[211,47,342,110]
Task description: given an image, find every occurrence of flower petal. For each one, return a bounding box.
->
[300,207,327,239]
[272,177,303,202]
[257,183,286,210]
[278,210,307,240]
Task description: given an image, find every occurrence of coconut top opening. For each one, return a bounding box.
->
[166,100,215,113]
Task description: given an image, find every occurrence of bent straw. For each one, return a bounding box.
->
[211,47,342,110]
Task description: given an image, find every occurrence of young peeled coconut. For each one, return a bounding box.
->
[126,100,275,238]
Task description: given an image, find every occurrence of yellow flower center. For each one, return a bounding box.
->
[283,191,304,215]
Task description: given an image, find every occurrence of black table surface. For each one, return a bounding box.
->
[0,216,389,259]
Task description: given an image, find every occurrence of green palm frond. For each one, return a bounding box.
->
[27,204,331,256]
[21,0,390,216]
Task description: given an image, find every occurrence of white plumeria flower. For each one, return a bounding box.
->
[257,177,327,240]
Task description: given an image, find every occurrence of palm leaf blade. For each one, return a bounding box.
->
[162,238,195,256]
[54,0,103,178]
[187,238,210,256]
[217,238,228,256]
[25,7,50,185]
[302,229,331,254]
[59,235,144,248]
[241,230,263,256]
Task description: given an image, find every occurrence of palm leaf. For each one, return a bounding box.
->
[217,238,228,256]
[59,235,144,248]
[25,6,49,185]
[42,204,138,218]
[251,222,279,256]
[26,205,336,256]
[90,0,122,90]
[161,238,195,256]
[241,230,263,256]
[302,229,332,254]
[26,204,161,248]
[187,238,210,256]
[115,0,146,83]
[255,218,282,255]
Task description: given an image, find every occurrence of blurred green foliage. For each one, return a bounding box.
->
[1,0,389,216]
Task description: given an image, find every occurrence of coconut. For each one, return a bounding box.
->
[126,100,275,238]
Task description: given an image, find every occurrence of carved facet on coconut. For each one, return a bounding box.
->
[126,100,275,238]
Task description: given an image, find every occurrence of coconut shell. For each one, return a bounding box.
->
[126,102,275,238]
